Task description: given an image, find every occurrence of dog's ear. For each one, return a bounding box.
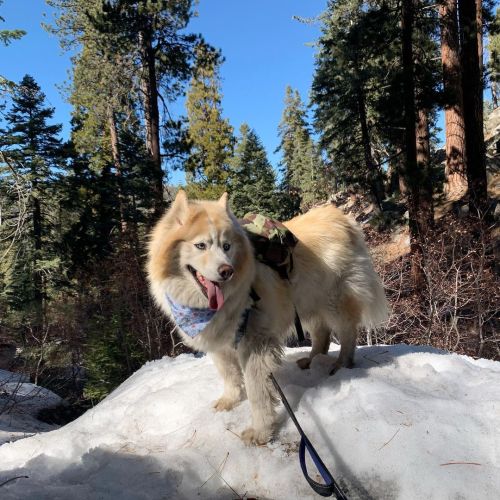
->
[218,192,229,209]
[170,189,189,226]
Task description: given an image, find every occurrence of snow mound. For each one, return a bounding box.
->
[0,344,499,499]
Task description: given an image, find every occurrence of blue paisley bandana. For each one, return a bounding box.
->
[165,294,217,338]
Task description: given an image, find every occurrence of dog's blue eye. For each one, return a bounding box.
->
[223,243,231,251]
[195,243,206,250]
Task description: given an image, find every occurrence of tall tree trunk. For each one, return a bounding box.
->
[416,108,434,229]
[402,0,426,289]
[439,0,467,199]
[459,0,488,215]
[354,62,384,209]
[476,0,483,72]
[107,106,127,235]
[139,27,164,219]
[493,83,499,109]
[32,190,43,330]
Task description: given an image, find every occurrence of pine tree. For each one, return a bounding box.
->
[276,86,308,192]
[58,139,117,275]
[439,0,467,198]
[184,46,234,199]
[459,0,488,215]
[276,86,328,212]
[312,0,442,286]
[229,124,280,218]
[47,0,206,218]
[488,7,500,107]
[0,75,64,328]
[311,0,389,206]
[0,0,25,46]
[401,0,427,288]
[413,0,440,229]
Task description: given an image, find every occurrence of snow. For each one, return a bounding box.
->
[0,344,499,499]
[0,369,62,446]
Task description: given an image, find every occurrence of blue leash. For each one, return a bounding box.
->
[270,373,349,499]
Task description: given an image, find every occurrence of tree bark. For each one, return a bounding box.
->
[402,0,426,289]
[459,0,488,215]
[354,59,384,209]
[354,54,385,210]
[107,106,127,235]
[416,108,434,229]
[439,0,467,199]
[139,26,164,219]
[476,0,483,73]
[32,188,44,330]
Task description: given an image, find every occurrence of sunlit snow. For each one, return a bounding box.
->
[0,344,499,499]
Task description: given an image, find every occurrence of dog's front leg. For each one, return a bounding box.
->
[211,347,245,411]
[237,338,282,445]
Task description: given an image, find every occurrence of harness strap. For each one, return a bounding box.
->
[294,310,305,343]
[235,288,260,346]
[270,373,349,499]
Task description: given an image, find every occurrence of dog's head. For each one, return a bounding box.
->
[147,190,254,311]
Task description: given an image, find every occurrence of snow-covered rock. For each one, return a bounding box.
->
[0,344,498,499]
[0,369,62,446]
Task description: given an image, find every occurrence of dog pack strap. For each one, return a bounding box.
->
[269,374,348,499]
[294,309,305,343]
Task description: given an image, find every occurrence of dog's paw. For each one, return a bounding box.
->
[240,427,272,446]
[329,358,354,375]
[296,357,312,370]
[213,396,241,412]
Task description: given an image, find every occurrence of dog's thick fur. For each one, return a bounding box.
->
[147,191,388,445]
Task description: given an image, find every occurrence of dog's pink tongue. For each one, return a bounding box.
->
[206,280,224,311]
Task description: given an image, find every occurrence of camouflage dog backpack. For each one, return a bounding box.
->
[238,213,298,279]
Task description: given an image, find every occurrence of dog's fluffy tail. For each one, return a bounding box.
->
[361,271,389,330]
[346,230,390,330]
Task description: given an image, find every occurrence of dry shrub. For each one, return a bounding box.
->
[1,242,183,403]
[369,214,500,360]
[105,243,195,359]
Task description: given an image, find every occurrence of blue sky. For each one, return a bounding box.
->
[1,0,326,184]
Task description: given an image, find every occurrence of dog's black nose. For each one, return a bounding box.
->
[218,264,234,281]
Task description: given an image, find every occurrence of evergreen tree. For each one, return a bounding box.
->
[0,0,25,46]
[401,0,427,288]
[490,7,500,107]
[0,0,25,94]
[277,86,328,212]
[0,75,64,328]
[47,0,207,218]
[439,0,467,197]
[58,139,116,275]
[413,0,441,228]
[311,0,390,206]
[229,124,280,218]
[276,86,308,193]
[184,45,234,200]
[312,0,441,287]
[69,26,137,234]
[459,0,488,215]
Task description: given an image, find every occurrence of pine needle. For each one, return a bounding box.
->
[378,427,401,450]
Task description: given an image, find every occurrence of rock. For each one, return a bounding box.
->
[0,343,16,369]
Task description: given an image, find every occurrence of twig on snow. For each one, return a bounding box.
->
[0,475,29,488]
[378,427,401,450]
[440,461,482,466]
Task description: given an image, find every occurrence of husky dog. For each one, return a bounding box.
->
[147,190,388,445]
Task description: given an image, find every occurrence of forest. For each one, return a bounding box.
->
[0,0,499,420]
